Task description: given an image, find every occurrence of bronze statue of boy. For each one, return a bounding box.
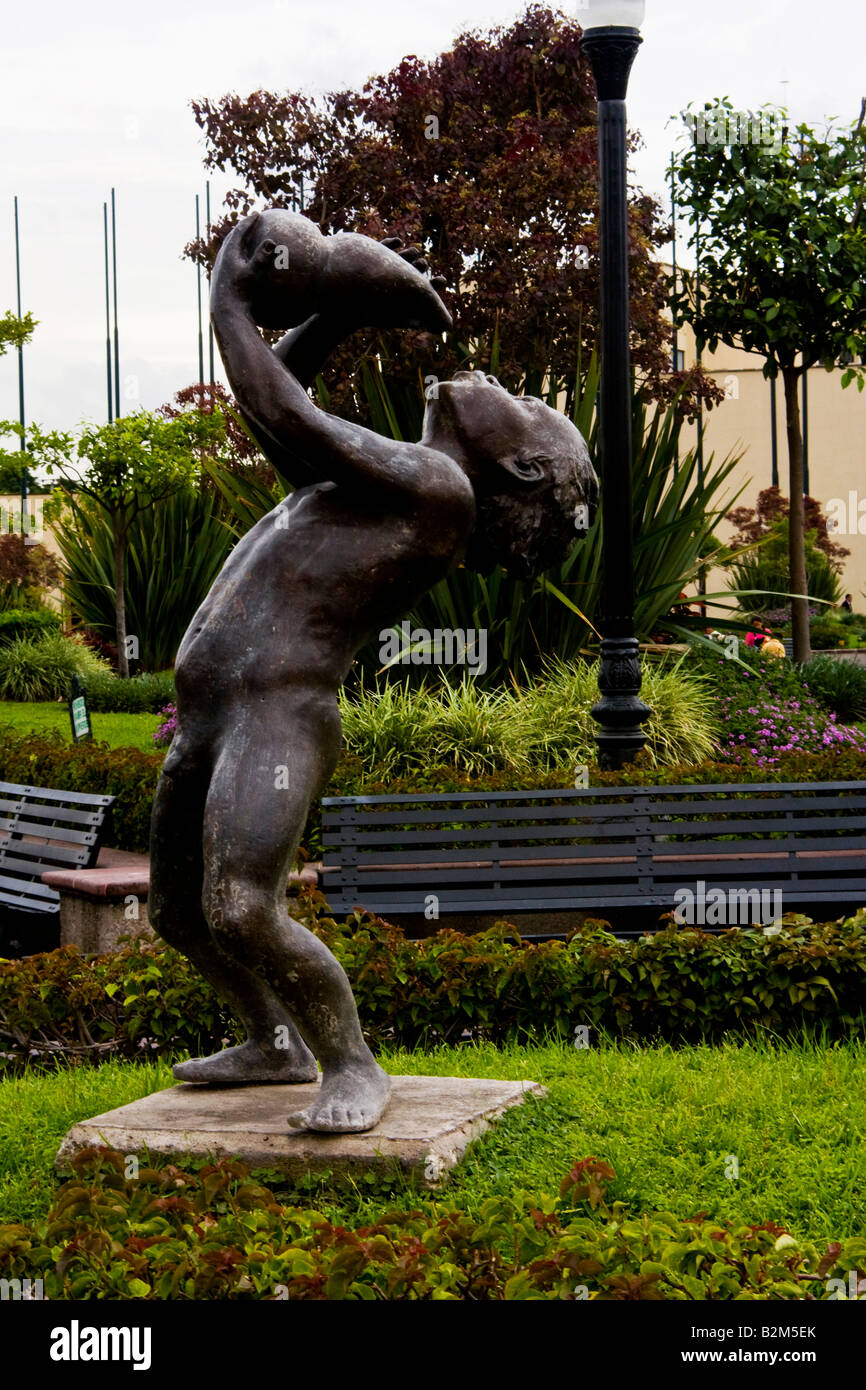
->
[149,210,598,1133]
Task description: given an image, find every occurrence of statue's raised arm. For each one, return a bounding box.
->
[210,210,453,496]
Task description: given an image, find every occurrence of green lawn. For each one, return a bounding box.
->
[0,701,162,754]
[2,1038,863,1243]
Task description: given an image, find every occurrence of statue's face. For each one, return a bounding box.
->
[422,372,599,578]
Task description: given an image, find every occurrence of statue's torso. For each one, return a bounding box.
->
[173,478,472,708]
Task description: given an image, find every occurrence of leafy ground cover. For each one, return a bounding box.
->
[4,913,864,1067]
[0,1039,862,1299]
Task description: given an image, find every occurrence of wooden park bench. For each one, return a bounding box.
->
[0,781,116,953]
[321,781,866,938]
[1,777,319,956]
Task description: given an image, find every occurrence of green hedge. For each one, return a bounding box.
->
[82,670,176,714]
[0,730,161,852]
[0,608,61,645]
[1,1148,860,1299]
[2,905,864,1067]
[3,727,863,858]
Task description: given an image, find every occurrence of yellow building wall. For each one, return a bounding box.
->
[670,319,866,612]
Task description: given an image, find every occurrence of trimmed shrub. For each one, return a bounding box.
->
[0,607,61,645]
[0,730,161,853]
[81,670,176,714]
[803,655,866,723]
[1,905,864,1067]
[0,1148,860,1300]
[0,633,111,701]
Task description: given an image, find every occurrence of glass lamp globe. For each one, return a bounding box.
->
[579,0,645,29]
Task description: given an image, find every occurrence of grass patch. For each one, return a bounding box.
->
[0,701,161,753]
[1,1038,863,1244]
[0,1059,169,1225]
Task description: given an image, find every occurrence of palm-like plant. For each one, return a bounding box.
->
[55,488,234,671]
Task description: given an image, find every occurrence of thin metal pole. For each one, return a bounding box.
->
[695,217,706,597]
[111,187,120,418]
[196,195,204,383]
[669,153,679,475]
[770,375,779,487]
[695,220,704,490]
[669,155,679,371]
[103,203,113,422]
[206,180,215,383]
[13,197,27,534]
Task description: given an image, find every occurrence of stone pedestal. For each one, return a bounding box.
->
[56,1075,544,1184]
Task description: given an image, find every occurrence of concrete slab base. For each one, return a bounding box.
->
[55,1075,545,1184]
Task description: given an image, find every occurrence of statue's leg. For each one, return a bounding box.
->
[200,689,390,1133]
[149,749,317,1084]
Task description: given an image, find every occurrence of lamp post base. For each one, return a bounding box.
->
[591,635,652,771]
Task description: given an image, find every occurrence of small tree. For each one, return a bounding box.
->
[160,382,274,488]
[0,310,37,357]
[0,315,38,504]
[187,5,725,418]
[31,412,222,676]
[672,99,866,661]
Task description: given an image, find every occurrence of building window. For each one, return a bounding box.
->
[672,348,685,372]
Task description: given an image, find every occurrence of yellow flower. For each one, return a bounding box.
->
[762,638,787,659]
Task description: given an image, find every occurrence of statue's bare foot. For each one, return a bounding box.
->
[173,1038,317,1086]
[286,1056,391,1133]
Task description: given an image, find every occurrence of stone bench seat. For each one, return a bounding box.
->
[41,849,321,954]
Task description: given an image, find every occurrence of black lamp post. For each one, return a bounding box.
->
[580,0,652,770]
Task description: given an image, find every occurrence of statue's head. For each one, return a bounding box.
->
[231,209,326,329]
[421,371,599,578]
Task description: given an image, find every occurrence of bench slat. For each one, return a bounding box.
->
[329,828,865,859]
[0,843,94,871]
[0,801,108,829]
[322,780,866,807]
[0,872,60,900]
[0,820,97,846]
[323,796,866,831]
[0,782,113,807]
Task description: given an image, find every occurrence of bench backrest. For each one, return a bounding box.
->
[321,781,866,915]
[0,781,115,915]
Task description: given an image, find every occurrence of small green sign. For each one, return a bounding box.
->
[68,677,92,743]
[71,697,89,737]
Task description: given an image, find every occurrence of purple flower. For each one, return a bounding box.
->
[153,703,178,749]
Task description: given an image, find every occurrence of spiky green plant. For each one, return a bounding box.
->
[54,488,234,671]
[518,656,719,772]
[337,659,719,777]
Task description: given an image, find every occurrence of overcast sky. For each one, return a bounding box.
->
[2,0,864,434]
